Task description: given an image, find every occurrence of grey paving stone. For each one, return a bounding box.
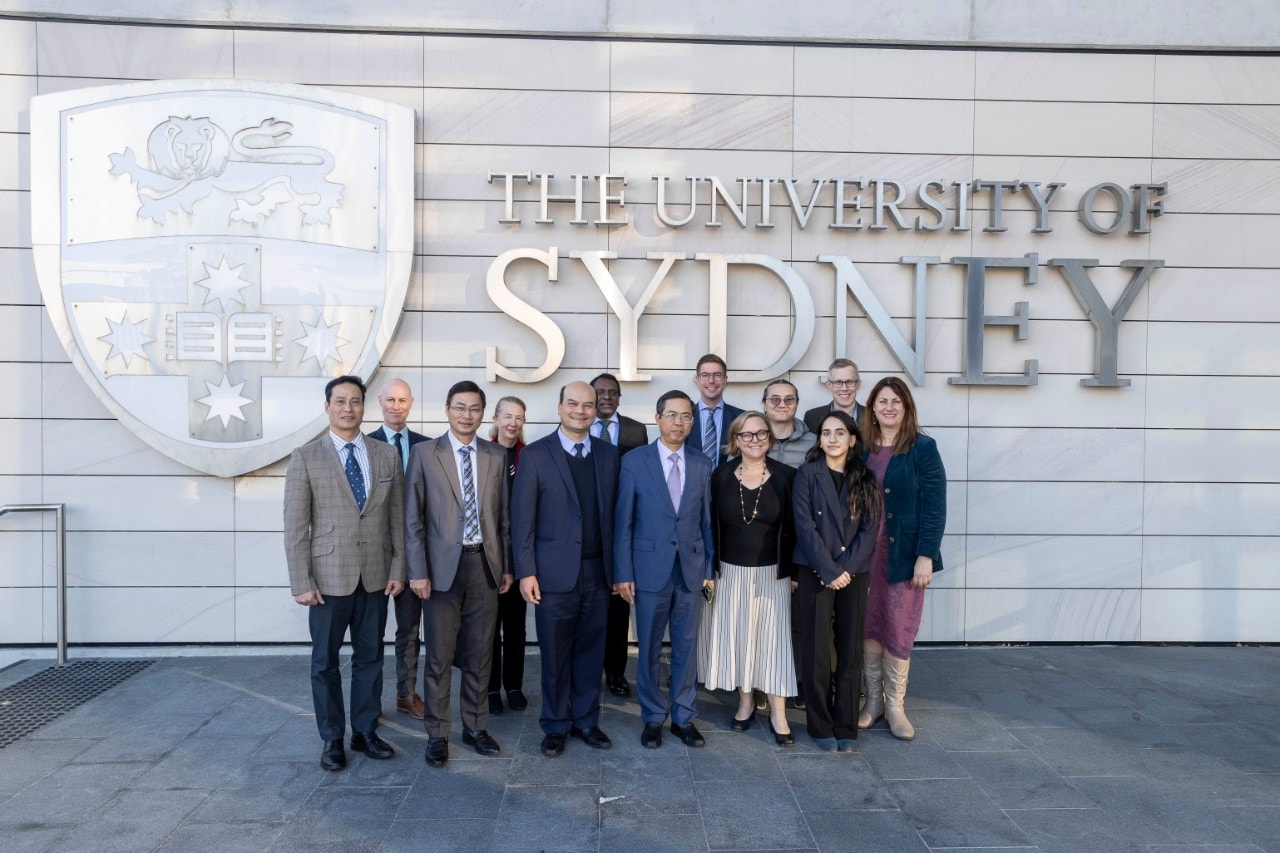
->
[778,753,897,813]
[130,732,267,790]
[802,809,930,852]
[319,743,422,787]
[855,729,967,781]
[0,737,96,794]
[1058,705,1188,748]
[600,751,698,815]
[0,760,149,825]
[695,780,813,850]
[492,784,600,853]
[908,707,1026,751]
[950,749,1093,809]
[0,821,68,852]
[964,688,1078,728]
[886,778,1031,849]
[55,788,208,853]
[1177,723,1280,774]
[688,730,785,782]
[600,812,708,852]
[276,784,406,849]
[187,759,326,823]
[1005,805,1170,852]
[193,694,293,739]
[1070,775,1254,845]
[1094,685,1219,723]
[507,732,602,785]
[382,818,497,852]
[398,756,510,819]
[1206,805,1280,852]
[1114,746,1275,807]
[68,724,188,764]
[1009,724,1153,776]
[257,713,328,761]
[159,820,285,852]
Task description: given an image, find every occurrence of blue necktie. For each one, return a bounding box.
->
[344,443,366,509]
[573,443,585,458]
[702,408,717,460]
[460,446,479,543]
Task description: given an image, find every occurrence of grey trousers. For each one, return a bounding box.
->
[420,550,499,739]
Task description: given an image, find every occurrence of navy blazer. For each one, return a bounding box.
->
[791,460,875,586]
[685,401,746,467]
[368,426,430,471]
[873,434,946,585]
[802,402,864,436]
[614,442,715,593]
[510,432,620,593]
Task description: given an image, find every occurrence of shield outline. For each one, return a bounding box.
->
[30,79,415,477]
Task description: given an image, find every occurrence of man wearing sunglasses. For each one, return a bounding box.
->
[803,359,865,435]
[762,379,815,469]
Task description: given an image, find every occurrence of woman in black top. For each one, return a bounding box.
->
[487,396,527,715]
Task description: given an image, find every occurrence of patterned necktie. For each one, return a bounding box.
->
[573,443,585,458]
[393,432,405,471]
[667,452,682,511]
[460,446,479,543]
[702,407,717,460]
[344,443,366,509]
[599,420,612,444]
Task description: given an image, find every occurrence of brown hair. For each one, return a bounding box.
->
[863,376,921,455]
[722,410,773,458]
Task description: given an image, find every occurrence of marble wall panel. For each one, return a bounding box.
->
[976,258,1153,323]
[794,97,974,155]
[1154,55,1280,104]
[969,211,1154,267]
[806,259,968,321]
[794,46,976,100]
[235,530,285,587]
[1154,105,1280,159]
[1144,483,1280,536]
[0,531,43,586]
[66,531,234,586]
[929,427,968,481]
[424,36,610,91]
[0,249,39,305]
[0,75,35,133]
[66,586,235,643]
[967,374,1148,428]
[423,88,610,147]
[0,477,42,533]
[36,22,233,79]
[40,364,116,419]
[0,418,42,476]
[975,51,1155,103]
[420,144,609,201]
[324,84,425,142]
[1141,590,1280,643]
[788,153,975,210]
[965,588,1140,642]
[382,310,424,368]
[1143,536,1280,589]
[0,19,36,75]
[1151,213,1280,269]
[234,29,423,86]
[967,482,1143,535]
[1152,160,1280,215]
[974,101,1154,158]
[0,306,41,362]
[1151,320,1280,376]
[608,203,796,260]
[233,587,310,643]
[41,418,194,476]
[611,92,792,151]
[965,535,1142,589]
[933,534,967,588]
[608,148,796,205]
[969,156,1153,212]
[791,218,976,264]
[0,190,30,248]
[0,363,44,418]
[968,427,1144,483]
[0,132,26,192]
[424,310,609,372]
[611,41,793,95]
[0,588,42,642]
[1145,376,1280,430]
[1145,430,1280,484]
[916,588,964,643]
[233,476,283,532]
[417,199,611,257]
[44,475,235,531]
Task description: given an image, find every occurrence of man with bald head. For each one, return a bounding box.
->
[368,377,430,720]
[511,381,620,756]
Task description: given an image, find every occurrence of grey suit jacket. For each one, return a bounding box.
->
[403,434,509,592]
[283,434,406,597]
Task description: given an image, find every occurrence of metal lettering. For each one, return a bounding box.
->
[487,171,532,224]
[653,175,699,227]
[948,254,1039,386]
[782,178,828,229]
[870,179,908,231]
[572,250,684,382]
[1077,182,1132,235]
[1049,257,1164,387]
[1021,181,1065,233]
[1129,183,1167,234]
[705,177,750,228]
[915,180,948,232]
[485,247,565,383]
[973,180,1021,233]
[595,173,629,226]
[535,173,588,224]
[950,181,971,232]
[757,177,776,229]
[829,179,865,230]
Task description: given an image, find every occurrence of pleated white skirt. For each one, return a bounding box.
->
[698,561,797,696]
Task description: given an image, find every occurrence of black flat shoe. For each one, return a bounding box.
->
[729,708,756,732]
[350,730,394,760]
[670,722,705,748]
[424,737,449,767]
[462,729,501,756]
[320,738,346,771]
[767,719,795,747]
[570,726,613,749]
[540,733,566,756]
[641,723,663,749]
[506,689,529,711]
[607,675,631,697]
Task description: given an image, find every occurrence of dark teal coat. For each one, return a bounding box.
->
[873,434,947,585]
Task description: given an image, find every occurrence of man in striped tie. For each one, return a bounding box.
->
[684,354,745,467]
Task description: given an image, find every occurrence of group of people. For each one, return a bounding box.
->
[282,355,946,771]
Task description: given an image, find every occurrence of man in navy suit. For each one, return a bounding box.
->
[511,380,620,756]
[367,378,430,721]
[613,390,716,749]
[684,354,744,467]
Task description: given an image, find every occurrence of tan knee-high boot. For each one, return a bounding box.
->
[882,654,915,740]
[857,643,884,729]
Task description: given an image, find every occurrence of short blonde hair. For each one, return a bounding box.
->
[722,410,774,458]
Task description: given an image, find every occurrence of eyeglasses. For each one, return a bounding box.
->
[696,372,726,381]
[735,430,771,443]
[660,412,694,424]
[765,396,797,406]
[448,404,485,415]
[828,379,861,389]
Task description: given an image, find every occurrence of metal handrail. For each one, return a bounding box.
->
[0,504,68,665]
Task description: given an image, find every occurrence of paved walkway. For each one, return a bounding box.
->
[0,646,1277,852]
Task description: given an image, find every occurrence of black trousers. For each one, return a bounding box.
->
[392,587,422,698]
[603,593,631,679]
[308,578,388,741]
[796,569,869,740]
[489,585,528,694]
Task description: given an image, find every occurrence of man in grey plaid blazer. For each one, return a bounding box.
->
[285,375,406,772]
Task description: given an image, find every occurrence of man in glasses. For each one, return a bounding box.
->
[684,353,745,467]
[762,379,815,468]
[803,358,865,435]
[613,390,715,749]
[404,380,512,767]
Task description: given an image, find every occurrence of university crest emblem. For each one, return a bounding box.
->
[30,80,414,476]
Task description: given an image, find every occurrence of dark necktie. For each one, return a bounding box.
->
[460,446,479,543]
[702,408,717,460]
[573,443,585,458]
[344,443,366,509]
[393,432,405,470]
[599,420,612,444]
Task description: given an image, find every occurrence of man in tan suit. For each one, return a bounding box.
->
[284,375,406,772]
[405,380,512,767]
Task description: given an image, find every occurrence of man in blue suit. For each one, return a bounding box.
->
[511,380,620,756]
[684,353,744,467]
[613,390,716,749]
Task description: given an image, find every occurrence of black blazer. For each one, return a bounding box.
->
[686,402,746,467]
[616,415,649,456]
[802,402,863,437]
[710,457,797,580]
[791,459,875,586]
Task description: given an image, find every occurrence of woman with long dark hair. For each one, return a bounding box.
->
[791,410,879,751]
[858,377,946,740]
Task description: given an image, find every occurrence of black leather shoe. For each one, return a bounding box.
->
[350,730,394,760]
[424,737,449,767]
[641,723,663,749]
[729,708,756,732]
[320,739,346,771]
[540,733,566,756]
[506,689,529,711]
[570,726,612,749]
[606,674,631,697]
[768,719,796,747]
[791,685,806,710]
[462,729,501,756]
[670,722,705,748]
[488,691,504,716]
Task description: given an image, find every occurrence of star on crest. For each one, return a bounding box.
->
[197,374,254,428]
[293,315,349,369]
[195,257,253,312]
[98,311,154,367]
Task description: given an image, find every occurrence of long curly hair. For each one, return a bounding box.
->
[804,410,881,527]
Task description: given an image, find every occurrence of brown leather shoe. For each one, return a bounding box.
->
[396,693,425,720]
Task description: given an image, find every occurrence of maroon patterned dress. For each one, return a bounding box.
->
[863,445,927,659]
